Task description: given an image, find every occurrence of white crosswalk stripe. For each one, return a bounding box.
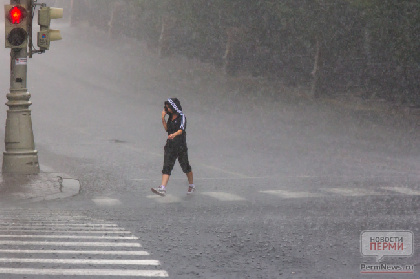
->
[0,234,138,240]
[0,258,160,265]
[92,198,122,206]
[142,186,420,203]
[0,268,169,277]
[0,210,168,278]
[0,229,133,234]
[201,192,246,201]
[0,249,150,255]
[259,187,420,199]
[146,194,182,203]
[321,187,386,197]
[0,240,142,247]
[0,224,127,230]
[0,223,118,228]
[259,190,324,198]
[381,186,420,196]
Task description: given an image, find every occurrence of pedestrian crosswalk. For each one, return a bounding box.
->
[260,186,420,199]
[0,210,168,278]
[259,190,323,198]
[201,192,246,201]
[319,187,384,197]
[141,185,420,203]
[381,186,420,196]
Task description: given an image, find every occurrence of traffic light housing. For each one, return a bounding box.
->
[37,6,63,50]
[4,4,29,48]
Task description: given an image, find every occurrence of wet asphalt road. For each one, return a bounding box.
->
[0,24,419,278]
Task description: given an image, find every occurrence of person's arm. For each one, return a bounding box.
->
[162,110,168,132]
[168,114,185,139]
[168,129,183,140]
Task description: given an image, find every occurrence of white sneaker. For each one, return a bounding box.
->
[187,185,195,195]
[151,186,166,197]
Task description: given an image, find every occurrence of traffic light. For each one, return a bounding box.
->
[4,4,29,48]
[37,6,63,50]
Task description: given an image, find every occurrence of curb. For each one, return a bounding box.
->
[0,172,80,204]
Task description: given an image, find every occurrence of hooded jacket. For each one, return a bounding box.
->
[165,98,187,147]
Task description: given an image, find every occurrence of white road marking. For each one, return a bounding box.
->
[259,190,323,198]
[0,258,160,265]
[132,176,268,181]
[0,225,127,230]
[201,192,246,201]
[0,211,168,277]
[381,187,420,196]
[0,222,118,227]
[0,219,108,223]
[321,188,384,196]
[146,194,182,203]
[0,235,138,240]
[92,198,122,206]
[0,229,132,234]
[2,216,112,220]
[0,249,149,255]
[0,240,141,247]
[0,268,169,277]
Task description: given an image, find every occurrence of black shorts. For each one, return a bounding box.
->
[162,144,192,175]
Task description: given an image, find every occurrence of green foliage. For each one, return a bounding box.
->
[75,0,419,102]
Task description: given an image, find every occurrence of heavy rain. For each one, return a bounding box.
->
[0,0,418,278]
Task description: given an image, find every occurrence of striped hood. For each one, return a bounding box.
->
[165,98,186,130]
[165,98,183,115]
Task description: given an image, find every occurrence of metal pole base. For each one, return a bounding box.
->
[2,151,39,174]
[2,108,40,174]
[3,20,40,175]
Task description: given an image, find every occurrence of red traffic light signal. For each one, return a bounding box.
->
[9,6,24,24]
[4,5,29,48]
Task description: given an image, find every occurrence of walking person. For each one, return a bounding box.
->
[151,98,195,196]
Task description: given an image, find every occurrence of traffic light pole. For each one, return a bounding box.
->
[2,0,39,174]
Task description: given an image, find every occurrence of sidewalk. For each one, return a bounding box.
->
[0,172,80,204]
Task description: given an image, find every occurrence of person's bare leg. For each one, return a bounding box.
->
[187,172,195,194]
[186,171,193,185]
[151,174,170,196]
[162,174,170,187]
